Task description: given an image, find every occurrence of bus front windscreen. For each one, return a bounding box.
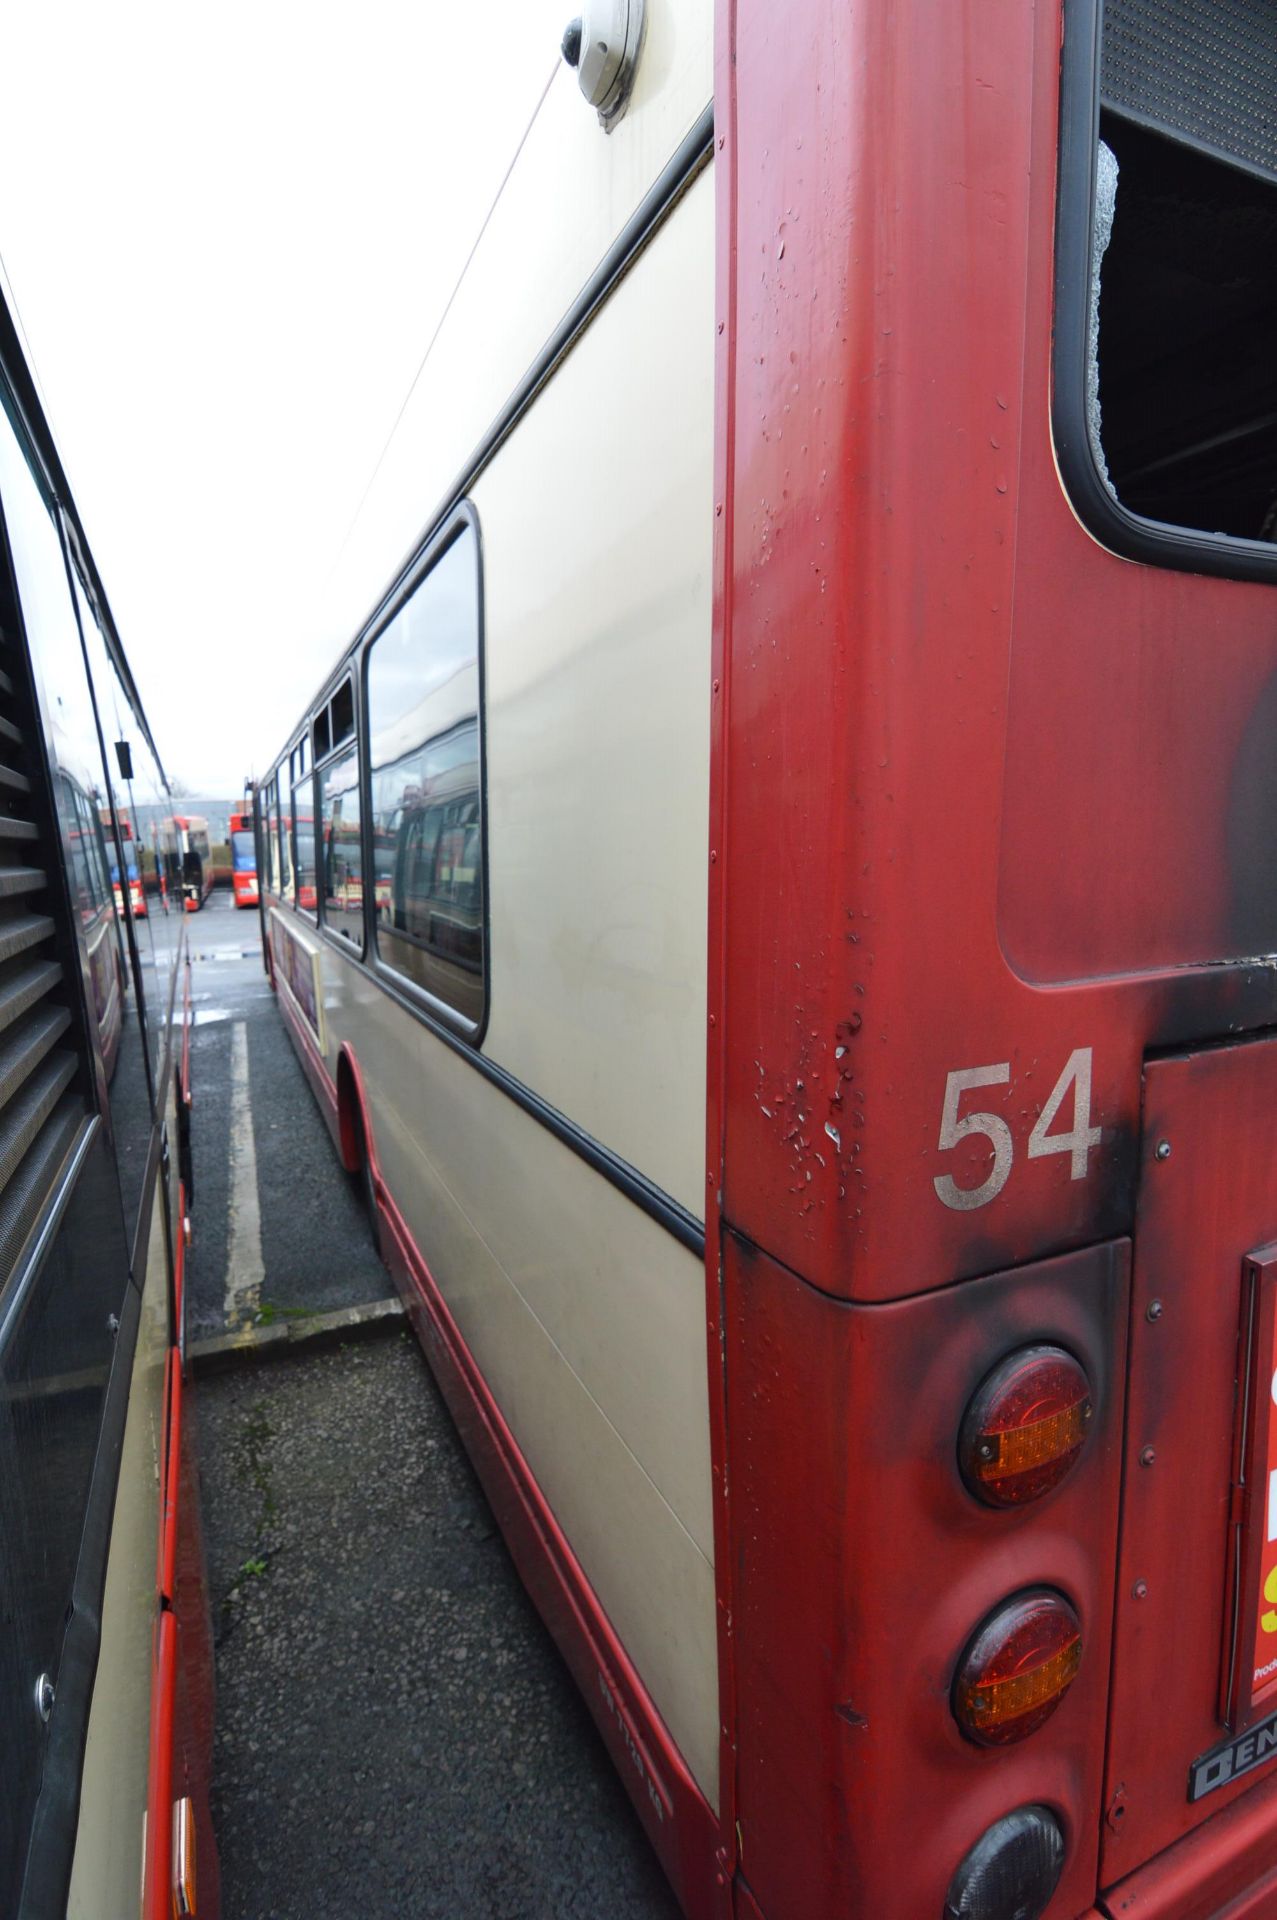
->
[232,830,256,872]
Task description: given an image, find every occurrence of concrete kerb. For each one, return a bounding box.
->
[188,1295,406,1376]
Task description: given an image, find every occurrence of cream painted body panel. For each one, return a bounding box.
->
[317,0,713,668]
[475,165,713,1217]
[67,1195,170,1920]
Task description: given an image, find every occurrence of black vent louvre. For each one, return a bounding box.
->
[0,627,84,1287]
[1102,0,1277,182]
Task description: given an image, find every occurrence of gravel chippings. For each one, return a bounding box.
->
[196,1328,682,1920]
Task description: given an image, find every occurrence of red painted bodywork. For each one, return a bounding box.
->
[713,0,1277,1287]
[145,1348,220,1920]
[229,810,258,909]
[724,1236,1128,1920]
[114,879,147,919]
[141,993,219,1920]
[1099,1767,1277,1919]
[171,1374,221,1920]
[733,1885,766,1920]
[708,0,1277,1910]
[1101,1039,1277,1881]
[142,1609,176,1920]
[157,1347,181,1601]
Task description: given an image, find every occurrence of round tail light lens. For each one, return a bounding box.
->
[944,1805,1065,1920]
[959,1345,1092,1507]
[953,1589,1082,1746]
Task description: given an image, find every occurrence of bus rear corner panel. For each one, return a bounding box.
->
[722,1229,1130,1920]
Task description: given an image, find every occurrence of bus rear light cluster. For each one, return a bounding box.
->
[959,1345,1092,1507]
[943,1805,1065,1920]
[953,1590,1082,1747]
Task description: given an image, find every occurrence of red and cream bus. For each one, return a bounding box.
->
[229,805,258,909]
[259,2,1277,1915]
[0,282,217,1917]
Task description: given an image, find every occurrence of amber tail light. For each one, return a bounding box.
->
[953,1589,1082,1746]
[959,1345,1092,1507]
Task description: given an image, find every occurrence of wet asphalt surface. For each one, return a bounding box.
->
[184,896,387,1339]
[186,893,680,1919]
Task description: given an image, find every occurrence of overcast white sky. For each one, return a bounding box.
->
[0,0,567,794]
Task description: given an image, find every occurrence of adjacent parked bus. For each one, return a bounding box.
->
[0,281,217,1918]
[229,806,258,909]
[260,2,1277,1915]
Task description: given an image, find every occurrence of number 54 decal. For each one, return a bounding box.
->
[933,1048,1102,1212]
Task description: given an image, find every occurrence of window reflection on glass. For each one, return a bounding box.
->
[319,745,362,945]
[75,579,178,1056]
[61,774,122,1056]
[71,593,164,1238]
[264,783,279,896]
[0,394,152,1248]
[62,773,94,919]
[279,757,293,904]
[290,741,315,912]
[366,524,483,1029]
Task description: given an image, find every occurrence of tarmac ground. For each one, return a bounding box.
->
[186,891,680,1919]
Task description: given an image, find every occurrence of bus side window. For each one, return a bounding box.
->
[1061,0,1277,569]
[265,778,279,896]
[85,795,113,915]
[278,757,293,904]
[402,808,439,940]
[290,736,315,912]
[365,518,484,1033]
[317,740,362,945]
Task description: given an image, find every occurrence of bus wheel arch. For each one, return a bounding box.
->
[335,1049,364,1174]
[336,1048,380,1244]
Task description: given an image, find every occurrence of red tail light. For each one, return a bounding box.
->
[953,1589,1082,1746]
[959,1344,1092,1506]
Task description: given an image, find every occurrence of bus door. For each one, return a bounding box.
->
[1103,1034,1277,1898]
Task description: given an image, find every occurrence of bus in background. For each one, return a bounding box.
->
[0,280,217,1918]
[104,806,146,917]
[229,804,258,909]
[160,813,213,912]
[260,3,1277,1917]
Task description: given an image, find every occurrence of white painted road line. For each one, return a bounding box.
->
[224,1019,265,1333]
